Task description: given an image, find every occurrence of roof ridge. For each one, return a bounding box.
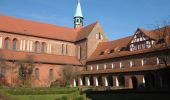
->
[0,14,74,30]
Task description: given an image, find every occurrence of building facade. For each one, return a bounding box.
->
[77,27,170,89]
[0,0,170,89]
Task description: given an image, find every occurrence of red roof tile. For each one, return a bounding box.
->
[88,36,133,61]
[0,15,97,42]
[0,49,82,66]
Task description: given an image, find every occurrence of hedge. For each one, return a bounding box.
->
[7,89,78,95]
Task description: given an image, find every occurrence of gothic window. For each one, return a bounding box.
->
[34,68,39,80]
[35,41,40,52]
[49,69,53,80]
[4,37,9,49]
[62,44,64,54]
[41,42,46,53]
[12,38,17,50]
[66,44,68,55]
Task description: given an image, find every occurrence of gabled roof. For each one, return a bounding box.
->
[0,49,82,66]
[76,22,98,41]
[139,25,170,40]
[0,15,97,42]
[88,25,170,62]
[88,36,132,61]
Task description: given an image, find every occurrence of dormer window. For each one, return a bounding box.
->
[109,49,114,54]
[96,33,103,40]
[120,47,126,51]
[100,51,104,55]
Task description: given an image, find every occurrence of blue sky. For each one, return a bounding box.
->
[0,0,170,40]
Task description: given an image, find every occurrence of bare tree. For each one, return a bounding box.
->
[62,65,78,87]
[0,53,7,85]
[17,55,35,87]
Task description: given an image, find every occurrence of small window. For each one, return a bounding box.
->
[41,42,46,53]
[120,47,126,51]
[130,61,134,67]
[120,62,125,68]
[66,44,68,55]
[35,41,40,52]
[62,44,64,54]
[100,51,104,55]
[35,68,39,80]
[49,69,53,80]
[110,49,114,53]
[157,57,164,64]
[12,38,17,50]
[112,63,115,69]
[104,64,107,70]
[4,38,9,49]
[90,66,93,71]
[142,58,147,66]
[96,65,99,70]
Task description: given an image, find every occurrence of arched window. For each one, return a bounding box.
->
[35,68,39,80]
[62,44,64,54]
[41,42,46,53]
[34,41,40,52]
[66,44,68,55]
[49,69,53,80]
[99,33,102,40]
[12,38,17,50]
[4,37,9,49]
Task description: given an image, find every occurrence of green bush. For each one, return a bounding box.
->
[6,89,78,95]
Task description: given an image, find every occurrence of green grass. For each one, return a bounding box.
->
[0,87,86,100]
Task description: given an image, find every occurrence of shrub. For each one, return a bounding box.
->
[6,89,77,95]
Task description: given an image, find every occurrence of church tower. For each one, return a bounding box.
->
[74,0,83,29]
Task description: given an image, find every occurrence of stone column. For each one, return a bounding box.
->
[73,79,76,87]
[79,77,83,86]
[104,77,108,86]
[95,77,98,86]
[85,77,90,86]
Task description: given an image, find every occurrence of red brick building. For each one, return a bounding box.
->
[0,0,107,87]
[77,26,170,89]
[0,0,170,89]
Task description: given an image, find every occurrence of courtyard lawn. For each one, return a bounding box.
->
[0,87,86,100]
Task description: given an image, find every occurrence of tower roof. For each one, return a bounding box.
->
[74,0,83,18]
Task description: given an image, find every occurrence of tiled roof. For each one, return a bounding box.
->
[0,15,97,42]
[88,44,169,62]
[87,36,133,61]
[0,49,82,66]
[76,22,98,41]
[88,26,170,62]
[140,25,170,40]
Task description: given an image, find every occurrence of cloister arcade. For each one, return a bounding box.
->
[73,70,170,89]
